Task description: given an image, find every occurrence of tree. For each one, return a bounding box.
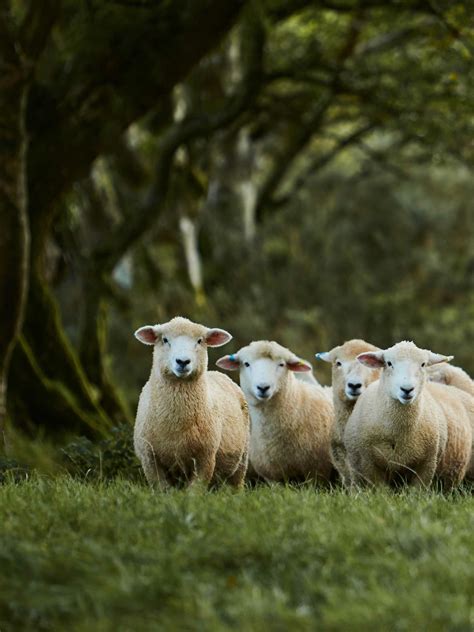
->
[3,0,247,439]
[0,2,59,440]
[2,0,473,442]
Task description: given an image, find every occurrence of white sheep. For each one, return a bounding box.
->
[316,339,381,486]
[134,316,250,489]
[344,341,472,489]
[294,365,333,401]
[428,364,474,397]
[428,363,474,478]
[216,340,335,483]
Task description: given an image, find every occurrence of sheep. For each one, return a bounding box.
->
[428,364,474,478]
[344,341,472,490]
[428,364,474,397]
[316,339,381,486]
[134,316,250,489]
[216,340,335,484]
[295,366,333,402]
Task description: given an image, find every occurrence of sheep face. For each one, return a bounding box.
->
[216,340,311,405]
[358,341,453,406]
[333,358,377,402]
[135,316,232,380]
[241,356,288,403]
[316,339,380,402]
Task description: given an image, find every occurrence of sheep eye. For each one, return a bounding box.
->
[162,337,168,344]
[279,362,285,367]
[387,361,392,367]
[336,361,342,367]
[197,338,202,345]
[421,362,426,367]
[244,362,250,367]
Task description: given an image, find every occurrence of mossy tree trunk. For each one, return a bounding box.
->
[6,0,247,439]
[8,268,115,438]
[78,269,131,424]
[0,34,29,444]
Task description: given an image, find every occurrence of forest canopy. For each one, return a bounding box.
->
[0,0,473,442]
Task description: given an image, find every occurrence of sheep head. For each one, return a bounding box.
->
[135,316,232,380]
[357,340,453,405]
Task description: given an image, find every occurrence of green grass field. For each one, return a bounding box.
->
[0,478,473,631]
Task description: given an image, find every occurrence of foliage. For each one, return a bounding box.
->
[1,1,474,437]
[61,424,142,481]
[0,478,473,630]
[0,424,141,482]
[109,163,474,400]
[0,456,28,484]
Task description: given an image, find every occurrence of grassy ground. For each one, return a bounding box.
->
[0,478,473,631]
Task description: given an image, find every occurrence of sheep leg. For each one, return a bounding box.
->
[188,453,216,489]
[439,461,467,492]
[330,440,352,488]
[227,451,248,489]
[411,456,437,489]
[352,456,387,488]
[140,445,169,490]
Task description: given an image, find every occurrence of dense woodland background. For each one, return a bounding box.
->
[1,0,473,447]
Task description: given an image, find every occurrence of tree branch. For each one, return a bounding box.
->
[319,0,429,12]
[19,0,61,60]
[272,122,375,207]
[354,18,436,57]
[27,0,247,267]
[89,9,265,273]
[255,94,334,221]
[426,0,474,56]
[255,11,366,222]
[354,139,411,179]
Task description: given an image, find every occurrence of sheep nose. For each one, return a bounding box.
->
[176,358,191,368]
[257,384,270,396]
[400,386,414,396]
[348,382,362,391]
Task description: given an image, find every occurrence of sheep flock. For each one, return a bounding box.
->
[134,316,474,491]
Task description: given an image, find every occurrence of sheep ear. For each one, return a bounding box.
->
[315,345,339,363]
[134,325,161,345]
[216,354,240,370]
[315,351,332,363]
[426,352,453,367]
[205,328,232,347]
[287,358,312,372]
[357,351,385,369]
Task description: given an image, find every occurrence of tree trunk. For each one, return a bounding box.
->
[8,267,115,437]
[6,0,246,440]
[8,337,109,440]
[78,272,131,423]
[0,44,29,445]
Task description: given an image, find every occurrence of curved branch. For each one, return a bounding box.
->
[272,122,375,208]
[91,10,265,272]
[354,18,436,57]
[255,94,334,222]
[354,138,411,179]
[26,0,247,274]
[255,11,366,222]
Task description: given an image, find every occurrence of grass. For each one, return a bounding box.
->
[0,477,473,631]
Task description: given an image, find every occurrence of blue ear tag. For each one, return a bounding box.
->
[315,353,323,360]
[229,354,236,362]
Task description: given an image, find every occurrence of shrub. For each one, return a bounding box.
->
[61,424,143,481]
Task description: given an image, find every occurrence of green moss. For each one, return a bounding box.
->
[8,337,111,439]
